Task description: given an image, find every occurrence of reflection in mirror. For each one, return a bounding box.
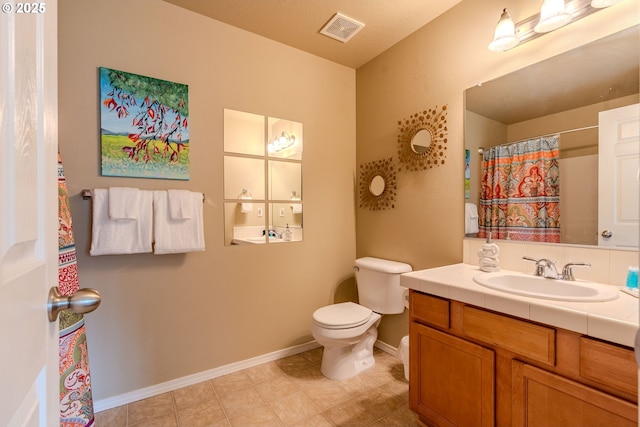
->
[464,26,639,247]
[224,202,268,245]
[224,109,264,156]
[369,175,385,196]
[224,109,302,245]
[411,129,432,154]
[268,117,302,160]
[223,157,265,200]
[270,203,303,241]
[270,161,301,200]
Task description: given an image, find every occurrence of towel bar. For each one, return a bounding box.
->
[81,189,205,202]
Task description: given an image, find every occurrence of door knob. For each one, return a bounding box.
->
[48,287,101,322]
[601,230,613,238]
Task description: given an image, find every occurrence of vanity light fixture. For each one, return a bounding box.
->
[488,9,519,52]
[489,0,621,52]
[268,131,296,153]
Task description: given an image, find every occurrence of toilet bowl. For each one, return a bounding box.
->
[312,302,382,380]
[311,257,412,380]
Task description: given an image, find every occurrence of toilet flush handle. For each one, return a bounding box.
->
[353,266,359,272]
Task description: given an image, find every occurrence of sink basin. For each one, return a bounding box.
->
[231,236,283,245]
[473,272,619,302]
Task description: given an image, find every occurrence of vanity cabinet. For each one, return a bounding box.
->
[411,322,495,426]
[409,290,638,427]
[512,361,636,427]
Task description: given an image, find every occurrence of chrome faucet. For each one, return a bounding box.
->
[523,257,591,280]
[523,257,558,279]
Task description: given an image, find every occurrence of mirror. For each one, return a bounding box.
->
[223,109,303,245]
[464,26,639,246]
[411,129,432,154]
[397,106,448,171]
[369,175,385,196]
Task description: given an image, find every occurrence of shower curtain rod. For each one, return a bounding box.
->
[477,124,598,155]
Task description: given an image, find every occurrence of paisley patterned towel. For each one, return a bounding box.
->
[58,152,95,427]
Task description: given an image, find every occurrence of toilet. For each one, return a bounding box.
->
[311,257,412,380]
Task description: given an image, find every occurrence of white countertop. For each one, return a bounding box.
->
[401,263,639,348]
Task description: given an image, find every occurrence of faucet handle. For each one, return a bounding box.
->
[561,262,591,281]
[523,256,545,276]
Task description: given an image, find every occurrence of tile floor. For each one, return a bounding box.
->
[94,347,422,427]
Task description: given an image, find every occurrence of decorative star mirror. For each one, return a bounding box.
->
[397,105,448,171]
[359,157,396,210]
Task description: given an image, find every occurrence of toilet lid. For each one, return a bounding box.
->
[312,302,372,329]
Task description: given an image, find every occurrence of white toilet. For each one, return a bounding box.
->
[311,257,412,380]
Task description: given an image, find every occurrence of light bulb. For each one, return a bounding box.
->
[534,0,572,33]
[488,9,520,52]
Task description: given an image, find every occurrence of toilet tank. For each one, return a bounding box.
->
[354,257,412,314]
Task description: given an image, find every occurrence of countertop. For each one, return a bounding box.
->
[400,263,639,348]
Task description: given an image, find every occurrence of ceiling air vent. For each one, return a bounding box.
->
[320,12,365,43]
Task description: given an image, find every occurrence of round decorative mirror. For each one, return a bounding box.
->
[369,175,385,196]
[359,157,397,210]
[397,105,448,171]
[411,128,433,154]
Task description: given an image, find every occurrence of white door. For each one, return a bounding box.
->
[598,103,640,247]
[0,1,59,426]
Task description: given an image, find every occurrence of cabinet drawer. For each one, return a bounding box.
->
[463,306,556,366]
[410,291,449,329]
[580,337,638,399]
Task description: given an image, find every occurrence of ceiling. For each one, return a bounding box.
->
[161,0,463,69]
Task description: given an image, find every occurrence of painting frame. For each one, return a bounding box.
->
[99,67,190,180]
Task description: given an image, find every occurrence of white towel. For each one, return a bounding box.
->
[290,196,302,214]
[240,195,253,213]
[465,202,479,234]
[90,188,153,255]
[153,190,205,254]
[167,189,193,219]
[108,187,140,219]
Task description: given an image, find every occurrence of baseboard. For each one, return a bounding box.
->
[374,339,400,357]
[94,339,399,413]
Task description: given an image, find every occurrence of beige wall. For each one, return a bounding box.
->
[58,0,356,402]
[58,0,639,405]
[356,0,639,347]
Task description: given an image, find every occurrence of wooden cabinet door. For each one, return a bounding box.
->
[512,360,637,427]
[410,322,495,427]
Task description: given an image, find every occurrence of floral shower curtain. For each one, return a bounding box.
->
[478,136,560,242]
[58,152,95,426]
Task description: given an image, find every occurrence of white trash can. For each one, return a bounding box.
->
[398,335,409,381]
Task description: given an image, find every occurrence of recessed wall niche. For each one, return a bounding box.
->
[223,109,303,245]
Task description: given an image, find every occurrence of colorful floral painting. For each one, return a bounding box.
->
[99,67,190,180]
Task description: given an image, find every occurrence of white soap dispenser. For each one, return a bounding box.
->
[477,232,500,272]
[283,224,292,241]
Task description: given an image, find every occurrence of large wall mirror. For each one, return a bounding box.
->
[223,109,303,245]
[464,25,639,247]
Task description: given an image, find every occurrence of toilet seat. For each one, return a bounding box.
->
[312,302,372,329]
